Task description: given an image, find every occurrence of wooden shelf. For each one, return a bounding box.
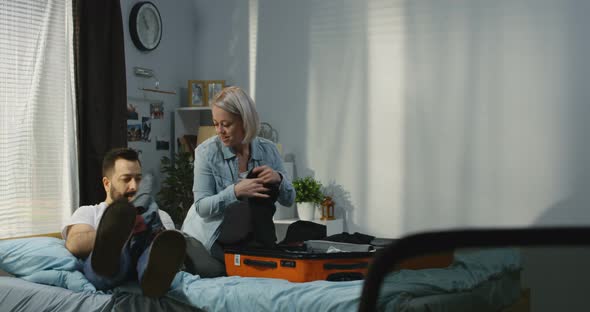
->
[177,106,211,111]
[139,87,176,95]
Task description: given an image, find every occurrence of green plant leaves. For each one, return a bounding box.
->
[157,152,194,226]
[293,176,323,204]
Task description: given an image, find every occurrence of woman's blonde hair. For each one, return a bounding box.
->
[212,86,260,144]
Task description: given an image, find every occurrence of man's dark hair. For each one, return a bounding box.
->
[102,147,141,177]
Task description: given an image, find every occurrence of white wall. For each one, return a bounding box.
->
[121,0,198,194]
[192,0,590,240]
[190,1,251,86]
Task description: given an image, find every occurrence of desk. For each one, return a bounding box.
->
[273,218,344,242]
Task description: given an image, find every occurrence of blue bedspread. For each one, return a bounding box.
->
[0,237,521,311]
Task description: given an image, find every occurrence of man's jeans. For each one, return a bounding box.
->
[83,241,154,290]
[83,176,166,290]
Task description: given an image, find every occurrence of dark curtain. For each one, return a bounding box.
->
[75,0,127,205]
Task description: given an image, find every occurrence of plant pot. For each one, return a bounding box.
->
[297,202,316,221]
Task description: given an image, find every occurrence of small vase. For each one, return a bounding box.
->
[297,202,316,221]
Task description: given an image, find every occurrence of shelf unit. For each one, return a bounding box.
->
[173,106,213,155]
[177,106,211,111]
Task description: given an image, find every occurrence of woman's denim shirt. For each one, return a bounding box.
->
[181,135,295,251]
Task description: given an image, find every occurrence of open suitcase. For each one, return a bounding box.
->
[224,246,373,282]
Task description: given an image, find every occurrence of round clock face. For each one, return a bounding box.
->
[130,2,162,51]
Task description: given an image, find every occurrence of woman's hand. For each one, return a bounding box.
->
[251,165,281,184]
[234,178,270,199]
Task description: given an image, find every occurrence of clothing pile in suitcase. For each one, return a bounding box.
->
[224,221,453,282]
[223,221,375,282]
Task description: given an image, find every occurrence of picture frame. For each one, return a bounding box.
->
[187,80,226,107]
[206,80,225,106]
[188,80,206,107]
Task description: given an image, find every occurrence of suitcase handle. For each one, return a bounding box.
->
[244,259,278,268]
[324,262,368,270]
[326,272,364,281]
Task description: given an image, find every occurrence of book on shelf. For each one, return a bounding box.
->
[176,127,217,161]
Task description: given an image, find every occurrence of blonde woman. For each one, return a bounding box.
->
[182,86,295,277]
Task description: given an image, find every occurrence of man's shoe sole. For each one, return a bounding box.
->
[141,230,186,298]
[91,200,136,277]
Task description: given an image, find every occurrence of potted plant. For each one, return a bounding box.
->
[292,176,323,221]
[157,152,194,228]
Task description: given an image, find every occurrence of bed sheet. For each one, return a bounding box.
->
[398,271,521,312]
[0,237,522,311]
[0,276,112,312]
[0,276,201,312]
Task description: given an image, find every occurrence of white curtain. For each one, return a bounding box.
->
[399,1,588,234]
[0,0,78,238]
[302,0,589,237]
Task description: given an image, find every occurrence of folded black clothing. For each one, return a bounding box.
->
[280,220,327,244]
[324,232,375,245]
[247,168,279,248]
[246,168,280,206]
[217,201,251,245]
[218,169,280,248]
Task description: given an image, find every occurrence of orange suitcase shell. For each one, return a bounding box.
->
[224,247,373,283]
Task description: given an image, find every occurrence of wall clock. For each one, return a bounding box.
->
[129,2,162,51]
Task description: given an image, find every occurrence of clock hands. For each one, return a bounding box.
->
[142,14,150,31]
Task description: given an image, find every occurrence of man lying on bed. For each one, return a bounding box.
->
[61,147,186,297]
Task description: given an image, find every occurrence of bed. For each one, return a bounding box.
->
[0,233,525,311]
[359,227,590,312]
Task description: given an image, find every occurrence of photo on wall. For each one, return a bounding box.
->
[141,117,151,142]
[127,124,142,142]
[156,136,170,150]
[150,103,164,119]
[127,103,138,120]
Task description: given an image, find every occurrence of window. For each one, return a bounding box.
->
[0,0,77,238]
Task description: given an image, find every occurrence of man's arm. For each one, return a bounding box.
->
[65,224,96,258]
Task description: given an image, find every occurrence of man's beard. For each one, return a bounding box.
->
[109,186,136,202]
